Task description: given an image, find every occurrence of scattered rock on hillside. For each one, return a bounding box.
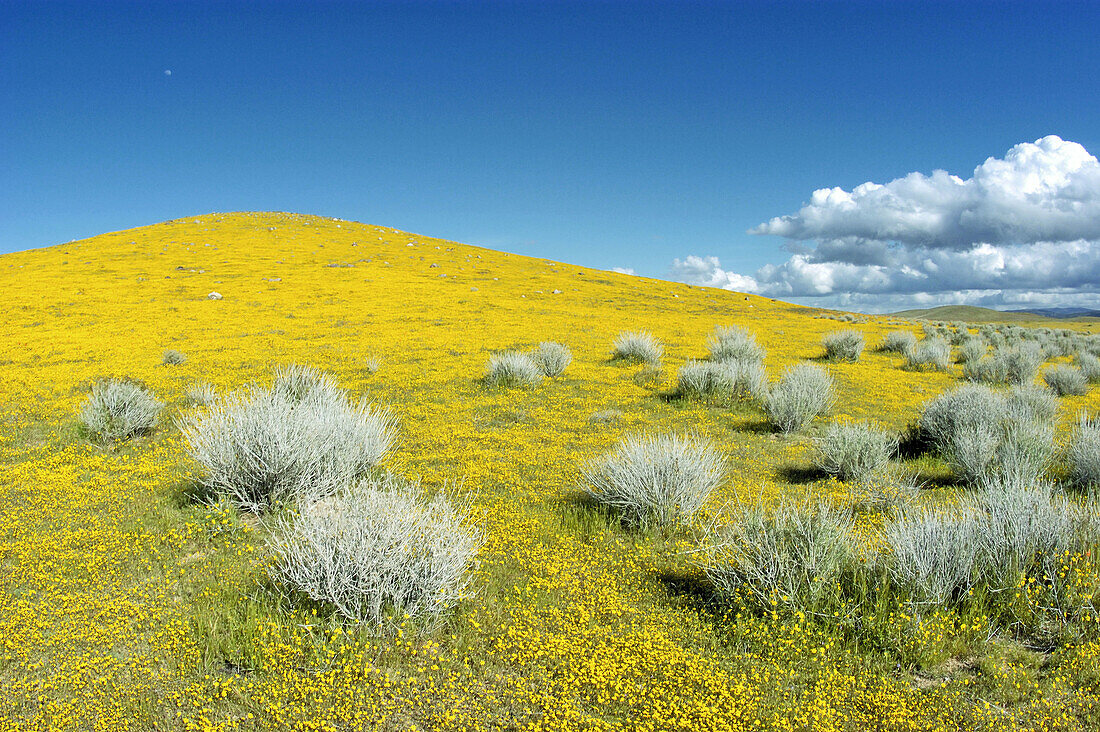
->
[552,289,562,294]
[207,292,223,300]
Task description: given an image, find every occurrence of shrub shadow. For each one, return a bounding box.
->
[654,568,720,614]
[477,409,533,429]
[559,490,684,537]
[171,477,216,508]
[605,355,639,367]
[776,464,828,485]
[732,419,775,435]
[558,491,628,534]
[897,423,932,459]
[909,471,965,490]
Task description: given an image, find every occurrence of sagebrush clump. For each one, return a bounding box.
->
[162,349,187,365]
[707,325,765,364]
[880,331,917,354]
[1077,352,1100,384]
[531,342,572,377]
[886,482,1099,612]
[611,331,663,364]
[822,330,864,362]
[1068,414,1100,490]
[947,418,1053,488]
[849,470,919,513]
[904,338,951,371]
[704,502,854,611]
[181,370,397,511]
[676,359,766,403]
[363,355,383,374]
[918,383,1006,455]
[763,363,834,432]
[956,337,987,365]
[971,480,1082,591]
[885,507,978,606]
[1005,384,1059,423]
[272,364,339,403]
[583,433,726,528]
[79,378,163,442]
[269,473,481,624]
[484,351,543,387]
[918,384,1053,487]
[815,421,897,483]
[186,382,218,406]
[1044,365,1088,396]
[966,343,1044,385]
[948,322,972,345]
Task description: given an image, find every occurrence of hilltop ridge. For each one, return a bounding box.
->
[1,210,783,311]
[0,211,794,374]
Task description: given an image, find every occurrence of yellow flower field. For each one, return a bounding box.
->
[2,212,1100,730]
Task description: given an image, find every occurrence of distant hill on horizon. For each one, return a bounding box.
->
[889,304,1100,324]
[1006,307,1100,319]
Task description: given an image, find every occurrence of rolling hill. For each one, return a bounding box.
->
[2,212,1099,731]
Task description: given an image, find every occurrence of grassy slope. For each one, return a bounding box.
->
[1,211,1099,731]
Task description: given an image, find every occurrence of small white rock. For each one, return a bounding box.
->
[207,291,223,300]
[552,289,562,294]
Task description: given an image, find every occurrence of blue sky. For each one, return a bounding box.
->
[2,1,1098,311]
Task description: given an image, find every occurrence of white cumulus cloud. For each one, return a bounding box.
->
[669,255,759,291]
[671,136,1100,311]
[752,135,1100,247]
